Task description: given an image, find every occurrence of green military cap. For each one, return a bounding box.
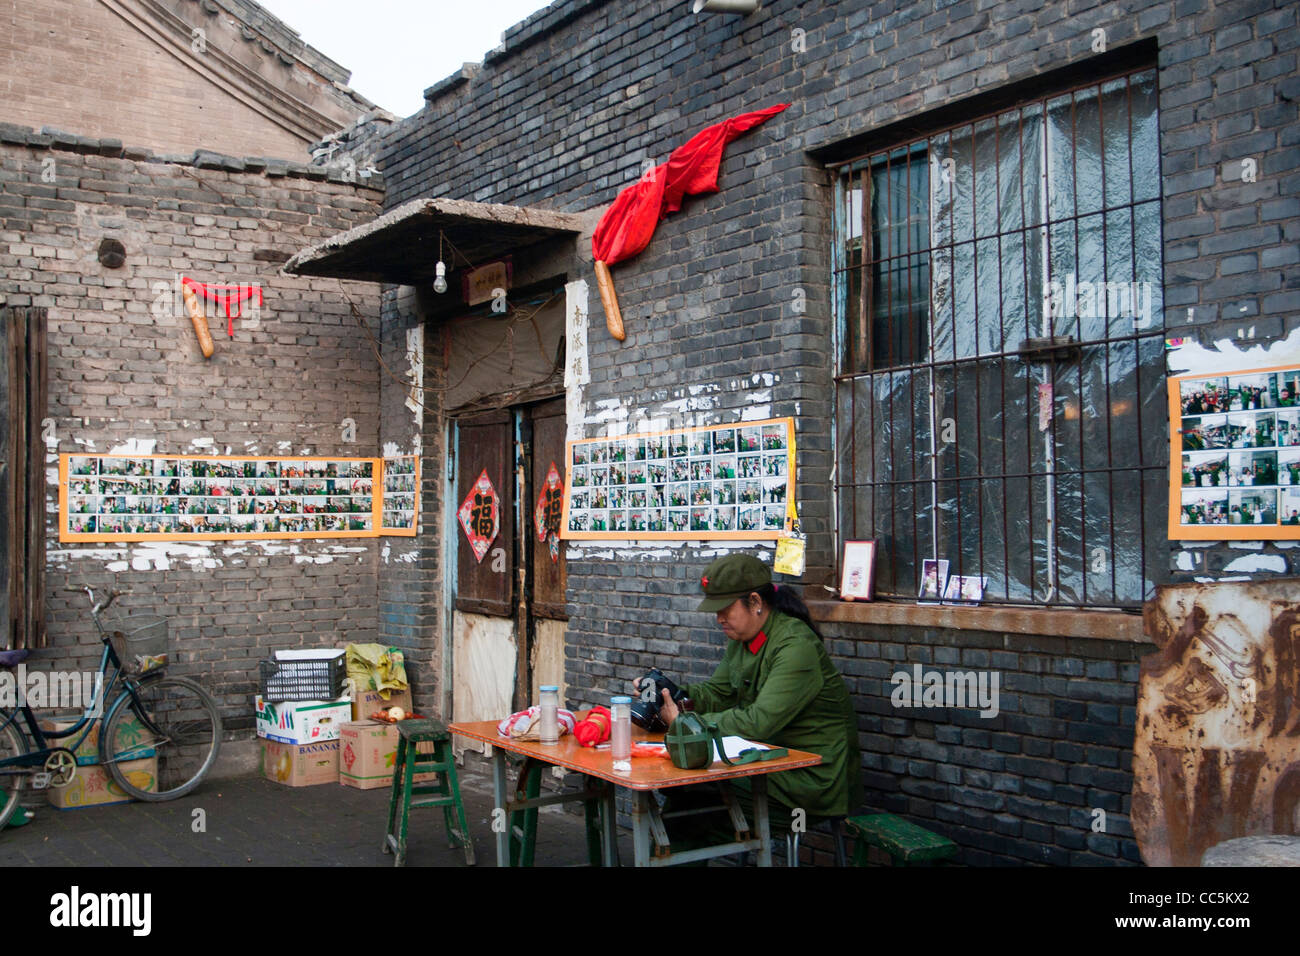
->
[696,553,771,612]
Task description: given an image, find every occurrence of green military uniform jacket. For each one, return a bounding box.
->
[682,610,861,818]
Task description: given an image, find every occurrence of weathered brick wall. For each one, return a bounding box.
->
[377,285,446,716]
[0,128,385,733]
[377,0,1297,863]
[0,0,370,160]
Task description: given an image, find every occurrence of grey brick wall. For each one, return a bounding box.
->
[371,0,1296,863]
[0,131,385,734]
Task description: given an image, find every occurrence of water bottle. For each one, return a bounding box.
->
[610,695,632,761]
[539,685,560,744]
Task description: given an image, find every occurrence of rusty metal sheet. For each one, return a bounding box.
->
[1133,578,1300,865]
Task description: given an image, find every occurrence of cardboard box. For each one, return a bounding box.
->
[339,720,398,790]
[46,757,158,810]
[351,686,412,723]
[255,694,352,745]
[338,720,438,791]
[39,715,155,766]
[259,738,340,787]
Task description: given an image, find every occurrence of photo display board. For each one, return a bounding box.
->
[380,455,420,535]
[1169,362,1300,540]
[561,418,795,540]
[60,454,419,542]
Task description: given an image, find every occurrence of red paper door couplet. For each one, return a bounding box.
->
[534,461,564,564]
[458,469,499,563]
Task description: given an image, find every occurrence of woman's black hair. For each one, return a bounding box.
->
[753,582,823,640]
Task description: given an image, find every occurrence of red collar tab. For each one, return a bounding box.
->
[747,631,767,654]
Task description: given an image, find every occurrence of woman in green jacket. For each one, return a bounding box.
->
[642,553,861,820]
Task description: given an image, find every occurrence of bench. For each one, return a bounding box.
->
[845,813,958,866]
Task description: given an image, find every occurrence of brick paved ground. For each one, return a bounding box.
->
[0,759,623,867]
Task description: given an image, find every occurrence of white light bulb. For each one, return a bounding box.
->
[433,260,448,294]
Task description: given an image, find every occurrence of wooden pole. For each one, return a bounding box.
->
[593,260,625,342]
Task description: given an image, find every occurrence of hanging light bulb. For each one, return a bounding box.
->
[433,231,448,294]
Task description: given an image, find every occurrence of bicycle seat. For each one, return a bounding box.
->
[0,649,30,669]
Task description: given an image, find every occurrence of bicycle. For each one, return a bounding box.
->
[0,587,222,828]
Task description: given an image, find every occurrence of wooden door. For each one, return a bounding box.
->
[1,307,47,649]
[528,397,567,621]
[453,411,514,617]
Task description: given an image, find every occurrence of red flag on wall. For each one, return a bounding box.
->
[591,103,790,341]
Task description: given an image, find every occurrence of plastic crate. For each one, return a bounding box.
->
[258,653,346,702]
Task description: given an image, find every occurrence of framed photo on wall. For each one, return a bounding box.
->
[839,540,877,601]
[1168,362,1300,540]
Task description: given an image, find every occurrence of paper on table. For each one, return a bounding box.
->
[712,736,769,762]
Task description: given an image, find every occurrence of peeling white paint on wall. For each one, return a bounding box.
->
[1167,328,1300,376]
[1222,554,1289,574]
[108,439,157,456]
[405,325,425,419]
[566,542,776,561]
[48,539,372,573]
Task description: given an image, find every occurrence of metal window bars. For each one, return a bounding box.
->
[831,67,1167,609]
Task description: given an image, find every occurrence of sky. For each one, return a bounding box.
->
[254,0,552,117]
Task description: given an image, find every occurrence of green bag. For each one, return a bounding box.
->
[663,712,789,770]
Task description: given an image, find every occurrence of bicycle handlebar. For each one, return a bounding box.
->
[62,587,131,611]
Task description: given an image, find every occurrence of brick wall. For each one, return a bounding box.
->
[0,127,385,733]
[0,0,370,159]
[373,0,1296,863]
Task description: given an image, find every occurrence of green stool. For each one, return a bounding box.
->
[383,719,475,866]
[845,813,957,866]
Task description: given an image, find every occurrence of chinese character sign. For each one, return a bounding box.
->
[535,461,564,563]
[458,469,499,563]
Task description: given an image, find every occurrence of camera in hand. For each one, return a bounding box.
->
[631,668,688,732]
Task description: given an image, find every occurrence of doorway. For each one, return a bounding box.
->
[448,396,567,738]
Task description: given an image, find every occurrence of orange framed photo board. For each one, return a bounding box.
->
[60,453,419,543]
[380,455,420,536]
[1168,362,1300,540]
[561,417,796,540]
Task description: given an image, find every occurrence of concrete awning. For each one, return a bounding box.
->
[283,197,585,284]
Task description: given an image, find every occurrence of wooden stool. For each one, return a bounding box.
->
[845,813,957,866]
[383,718,475,866]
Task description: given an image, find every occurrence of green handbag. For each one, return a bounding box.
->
[663,712,789,769]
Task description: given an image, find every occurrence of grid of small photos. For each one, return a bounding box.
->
[1174,365,1300,537]
[563,419,794,539]
[62,455,377,540]
[381,456,419,534]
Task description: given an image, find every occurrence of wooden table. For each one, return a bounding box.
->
[449,718,822,867]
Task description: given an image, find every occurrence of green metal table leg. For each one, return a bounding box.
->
[509,757,542,867]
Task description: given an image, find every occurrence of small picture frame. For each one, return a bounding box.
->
[840,540,877,601]
[918,558,949,604]
[942,574,987,605]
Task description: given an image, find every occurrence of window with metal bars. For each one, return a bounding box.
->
[831,67,1168,609]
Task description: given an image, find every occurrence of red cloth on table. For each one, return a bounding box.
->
[590,103,790,266]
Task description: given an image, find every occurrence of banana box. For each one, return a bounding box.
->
[259,738,339,787]
[47,758,158,809]
[255,694,352,745]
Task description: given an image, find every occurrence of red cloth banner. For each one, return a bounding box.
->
[181,276,263,337]
[591,103,790,266]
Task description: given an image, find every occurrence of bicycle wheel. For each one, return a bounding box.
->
[0,716,30,829]
[100,676,222,801]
